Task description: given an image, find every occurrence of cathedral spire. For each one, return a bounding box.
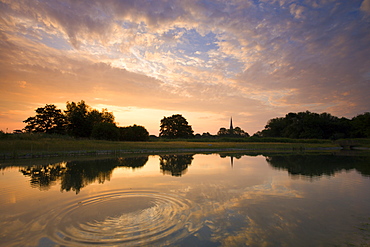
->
[230,117,233,131]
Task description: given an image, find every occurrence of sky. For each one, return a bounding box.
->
[1,0,370,135]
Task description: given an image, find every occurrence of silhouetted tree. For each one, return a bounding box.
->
[233,127,249,137]
[119,125,149,141]
[217,127,228,136]
[261,117,286,137]
[87,109,115,127]
[202,132,213,137]
[351,112,370,138]
[65,100,115,138]
[217,126,249,137]
[261,111,351,139]
[65,100,91,137]
[159,114,194,138]
[91,122,119,141]
[23,104,66,134]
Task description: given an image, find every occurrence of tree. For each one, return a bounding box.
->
[159,154,194,176]
[87,109,115,126]
[261,117,286,137]
[233,127,249,137]
[117,156,149,169]
[23,104,66,134]
[119,125,149,141]
[260,111,351,139]
[159,114,194,138]
[65,100,115,138]
[217,127,228,136]
[91,122,119,141]
[202,132,212,137]
[65,100,90,137]
[217,127,249,137]
[351,112,370,138]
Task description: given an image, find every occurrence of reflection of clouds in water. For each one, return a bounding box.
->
[0,211,54,246]
[219,216,292,247]
[241,182,303,200]
[171,180,304,245]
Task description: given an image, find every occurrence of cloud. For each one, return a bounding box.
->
[1,0,369,133]
[17,81,27,88]
[361,0,370,14]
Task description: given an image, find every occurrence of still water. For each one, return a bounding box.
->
[0,152,369,246]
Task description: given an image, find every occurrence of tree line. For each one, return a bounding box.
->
[22,101,149,141]
[19,101,370,140]
[21,101,249,140]
[256,111,370,139]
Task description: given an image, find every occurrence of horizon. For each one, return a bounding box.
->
[1,0,370,136]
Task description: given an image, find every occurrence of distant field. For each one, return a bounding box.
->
[0,133,353,159]
[1,133,369,159]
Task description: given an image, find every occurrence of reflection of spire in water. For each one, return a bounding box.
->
[230,156,234,168]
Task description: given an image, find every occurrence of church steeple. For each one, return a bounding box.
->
[230,117,233,131]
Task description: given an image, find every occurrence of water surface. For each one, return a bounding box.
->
[0,152,369,246]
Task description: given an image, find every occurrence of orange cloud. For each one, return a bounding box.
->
[1,0,369,134]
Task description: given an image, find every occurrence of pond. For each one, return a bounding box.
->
[0,152,369,246]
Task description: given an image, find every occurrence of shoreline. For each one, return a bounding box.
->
[0,146,345,160]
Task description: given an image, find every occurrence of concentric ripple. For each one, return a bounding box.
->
[46,190,199,246]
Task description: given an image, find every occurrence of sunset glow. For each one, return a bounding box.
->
[1,0,369,135]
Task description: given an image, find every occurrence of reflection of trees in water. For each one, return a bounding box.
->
[217,152,370,177]
[219,153,243,159]
[117,156,148,169]
[219,153,244,167]
[19,153,370,192]
[160,154,194,177]
[20,164,67,191]
[20,156,149,193]
[60,159,119,194]
[266,154,370,178]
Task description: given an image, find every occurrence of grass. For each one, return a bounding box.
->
[337,138,370,147]
[161,136,332,144]
[0,133,348,159]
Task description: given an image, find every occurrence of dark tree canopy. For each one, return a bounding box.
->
[65,100,115,138]
[217,126,249,137]
[351,112,370,138]
[217,127,228,136]
[159,114,194,138]
[24,101,117,139]
[23,104,66,134]
[21,103,370,141]
[119,125,149,141]
[233,127,249,137]
[91,122,119,141]
[64,101,90,137]
[260,111,351,139]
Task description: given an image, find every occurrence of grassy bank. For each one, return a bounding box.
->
[0,133,347,159]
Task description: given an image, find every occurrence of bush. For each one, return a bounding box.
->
[91,123,119,141]
[119,125,149,141]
